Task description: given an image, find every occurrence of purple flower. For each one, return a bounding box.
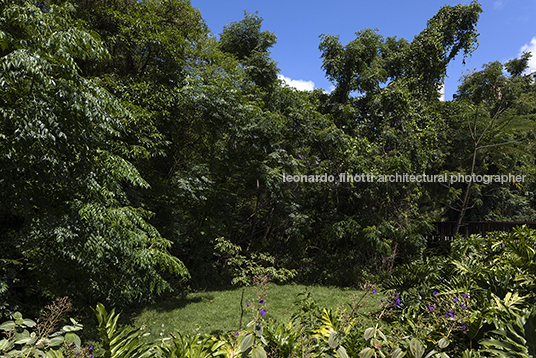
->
[259,299,264,304]
[462,293,469,298]
[393,297,401,309]
[454,297,458,302]
[89,347,93,350]
[236,331,239,336]
[433,291,438,296]
[372,288,376,294]
[380,299,384,303]
[428,304,435,310]
[247,302,250,307]
[260,309,266,316]
[90,356,94,358]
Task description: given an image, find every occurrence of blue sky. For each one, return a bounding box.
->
[192,0,536,100]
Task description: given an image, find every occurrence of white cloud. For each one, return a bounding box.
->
[520,37,536,72]
[323,85,336,94]
[493,1,503,10]
[277,74,315,91]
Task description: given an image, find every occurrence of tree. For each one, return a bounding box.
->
[219,11,279,89]
[439,57,536,232]
[0,0,188,313]
[219,11,276,60]
[505,51,533,78]
[310,2,483,267]
[319,1,482,103]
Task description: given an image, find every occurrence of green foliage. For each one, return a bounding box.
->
[218,11,278,89]
[155,331,227,358]
[94,302,155,358]
[214,237,296,287]
[219,11,277,60]
[263,321,301,358]
[479,306,536,357]
[0,298,83,357]
[2,0,536,332]
[0,0,189,312]
[383,227,536,355]
[437,55,536,227]
[505,51,533,78]
[319,1,481,102]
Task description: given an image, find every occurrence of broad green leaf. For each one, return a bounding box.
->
[391,347,406,358]
[409,338,425,358]
[328,331,340,348]
[437,337,450,349]
[360,347,374,358]
[424,350,437,358]
[0,339,13,351]
[48,336,65,347]
[22,319,37,327]
[364,327,375,341]
[65,332,81,349]
[337,346,348,358]
[0,321,16,331]
[241,333,255,353]
[251,346,267,358]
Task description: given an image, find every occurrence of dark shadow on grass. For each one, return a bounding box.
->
[114,292,217,329]
[144,293,216,313]
[210,329,225,337]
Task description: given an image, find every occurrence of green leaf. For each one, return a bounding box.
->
[14,335,36,345]
[409,338,425,358]
[437,337,450,349]
[44,349,65,358]
[360,347,374,358]
[467,317,482,340]
[328,331,340,348]
[0,321,16,331]
[424,350,437,358]
[337,346,348,358]
[0,339,13,352]
[241,333,255,353]
[435,354,450,358]
[48,336,65,347]
[65,332,81,349]
[391,347,406,358]
[364,327,375,341]
[251,346,267,358]
[254,322,263,337]
[22,319,37,327]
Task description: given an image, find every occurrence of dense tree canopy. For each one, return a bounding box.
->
[0,0,190,311]
[0,0,535,317]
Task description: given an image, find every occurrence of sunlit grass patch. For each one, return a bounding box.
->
[131,284,383,338]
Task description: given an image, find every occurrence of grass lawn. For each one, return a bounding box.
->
[130,284,383,338]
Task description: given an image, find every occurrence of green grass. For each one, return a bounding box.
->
[130,284,383,338]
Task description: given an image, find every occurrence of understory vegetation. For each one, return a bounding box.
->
[2,0,536,356]
[3,228,536,357]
